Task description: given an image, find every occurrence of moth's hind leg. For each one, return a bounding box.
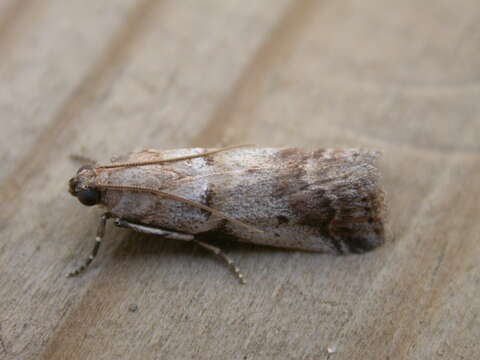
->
[194,240,246,284]
[113,219,246,284]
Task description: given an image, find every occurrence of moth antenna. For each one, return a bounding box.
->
[94,184,264,234]
[96,144,255,170]
[70,154,97,166]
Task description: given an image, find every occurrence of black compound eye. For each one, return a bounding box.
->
[77,188,100,206]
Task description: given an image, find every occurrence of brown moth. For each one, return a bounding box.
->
[67,145,385,283]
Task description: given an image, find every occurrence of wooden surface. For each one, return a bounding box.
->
[1,1,479,359]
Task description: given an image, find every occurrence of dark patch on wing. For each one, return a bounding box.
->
[201,183,216,220]
[277,215,289,225]
[329,182,385,253]
[288,158,385,255]
[205,184,215,208]
[272,177,309,199]
[198,219,242,243]
[290,189,333,227]
[289,188,343,254]
[203,154,215,166]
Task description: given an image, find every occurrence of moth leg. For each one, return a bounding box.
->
[113,219,245,284]
[67,213,111,277]
[114,218,194,241]
[194,240,246,285]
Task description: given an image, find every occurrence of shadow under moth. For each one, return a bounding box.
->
[68,145,386,283]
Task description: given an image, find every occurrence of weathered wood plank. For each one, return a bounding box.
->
[1,0,479,359]
[0,0,292,359]
[0,0,143,183]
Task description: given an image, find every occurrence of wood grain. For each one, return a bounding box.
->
[1,0,479,359]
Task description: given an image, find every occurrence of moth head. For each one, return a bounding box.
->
[69,165,101,206]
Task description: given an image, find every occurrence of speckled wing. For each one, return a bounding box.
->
[98,148,385,255]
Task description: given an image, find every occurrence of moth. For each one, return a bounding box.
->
[68,145,385,283]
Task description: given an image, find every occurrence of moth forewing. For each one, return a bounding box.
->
[67,147,386,283]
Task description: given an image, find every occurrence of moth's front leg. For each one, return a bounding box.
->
[113,219,246,284]
[67,212,111,277]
